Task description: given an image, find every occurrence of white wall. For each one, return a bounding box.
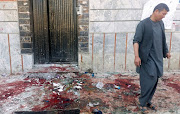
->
[85,0,180,72]
[0,1,33,74]
[0,0,180,74]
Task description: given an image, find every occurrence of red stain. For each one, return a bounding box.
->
[115,74,123,77]
[20,105,25,109]
[32,93,74,111]
[27,66,74,73]
[24,78,46,85]
[0,0,16,1]
[0,78,46,100]
[115,79,139,90]
[114,79,140,107]
[47,66,69,72]
[104,83,115,90]
[163,78,180,93]
[121,93,137,106]
[167,83,180,93]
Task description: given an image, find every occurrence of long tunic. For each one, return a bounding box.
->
[148,20,163,77]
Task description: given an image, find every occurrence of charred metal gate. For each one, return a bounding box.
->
[32,0,78,64]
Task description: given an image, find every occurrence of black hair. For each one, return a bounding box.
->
[153,3,169,12]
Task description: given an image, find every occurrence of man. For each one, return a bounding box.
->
[133,3,171,113]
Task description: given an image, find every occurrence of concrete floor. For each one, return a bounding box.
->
[0,67,180,114]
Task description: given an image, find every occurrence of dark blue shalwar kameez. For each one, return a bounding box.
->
[133,17,169,107]
[139,20,163,106]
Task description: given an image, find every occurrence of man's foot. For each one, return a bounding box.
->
[139,105,149,114]
[146,103,157,111]
[135,99,149,114]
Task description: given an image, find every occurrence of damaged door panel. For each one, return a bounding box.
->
[33,0,78,64]
[49,0,78,63]
[33,0,50,64]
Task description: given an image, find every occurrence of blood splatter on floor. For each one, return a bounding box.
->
[0,72,179,114]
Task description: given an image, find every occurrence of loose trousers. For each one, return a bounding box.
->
[139,63,158,107]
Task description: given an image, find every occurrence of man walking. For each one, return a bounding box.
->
[133,3,171,113]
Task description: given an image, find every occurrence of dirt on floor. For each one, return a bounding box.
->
[0,69,180,114]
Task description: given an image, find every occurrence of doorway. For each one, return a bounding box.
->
[32,0,78,64]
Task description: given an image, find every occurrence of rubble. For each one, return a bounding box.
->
[96,82,104,89]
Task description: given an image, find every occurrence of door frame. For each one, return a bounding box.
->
[31,0,78,64]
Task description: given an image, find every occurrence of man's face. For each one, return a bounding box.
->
[154,9,168,21]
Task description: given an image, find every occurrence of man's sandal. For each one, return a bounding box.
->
[138,105,149,114]
[135,99,149,114]
[146,103,157,111]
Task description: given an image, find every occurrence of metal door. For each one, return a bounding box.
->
[33,0,49,64]
[33,0,78,64]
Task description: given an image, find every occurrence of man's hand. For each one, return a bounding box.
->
[166,53,171,59]
[134,56,141,67]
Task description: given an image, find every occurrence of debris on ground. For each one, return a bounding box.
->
[0,69,180,114]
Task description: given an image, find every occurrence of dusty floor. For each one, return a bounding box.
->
[0,67,180,114]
